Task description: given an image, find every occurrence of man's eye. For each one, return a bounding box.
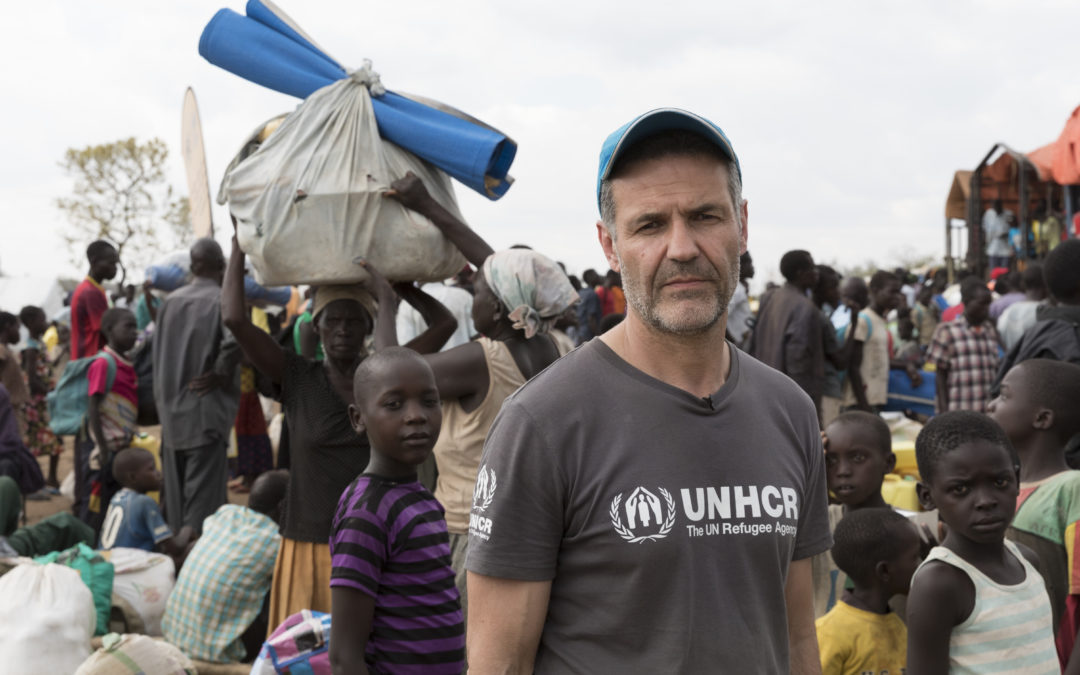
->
[852,453,866,463]
[383,401,401,410]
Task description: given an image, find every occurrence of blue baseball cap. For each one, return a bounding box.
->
[596,108,741,212]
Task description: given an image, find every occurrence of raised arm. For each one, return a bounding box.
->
[142,282,158,324]
[466,573,551,675]
[385,173,494,268]
[395,283,457,355]
[222,220,286,383]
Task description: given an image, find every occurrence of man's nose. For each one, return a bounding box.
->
[666,218,700,261]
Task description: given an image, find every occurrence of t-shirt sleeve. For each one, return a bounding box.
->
[87,357,110,396]
[926,324,952,369]
[793,414,833,560]
[136,495,173,545]
[466,399,565,581]
[815,616,849,675]
[329,498,387,598]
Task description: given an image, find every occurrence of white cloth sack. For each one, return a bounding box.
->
[0,562,95,674]
[75,633,195,675]
[108,548,176,636]
[225,76,468,286]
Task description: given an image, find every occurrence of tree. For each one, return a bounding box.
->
[57,137,193,280]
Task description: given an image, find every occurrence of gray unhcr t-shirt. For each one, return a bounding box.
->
[467,339,832,673]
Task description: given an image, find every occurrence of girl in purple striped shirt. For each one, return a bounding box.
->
[329,347,464,675]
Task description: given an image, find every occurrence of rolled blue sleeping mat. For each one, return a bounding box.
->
[145,264,189,292]
[244,276,293,306]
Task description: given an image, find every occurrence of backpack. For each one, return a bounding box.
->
[47,351,117,436]
[132,335,158,426]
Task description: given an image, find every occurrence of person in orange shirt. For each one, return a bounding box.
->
[597,270,626,316]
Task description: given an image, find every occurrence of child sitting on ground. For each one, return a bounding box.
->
[100,447,193,565]
[812,411,896,617]
[907,410,1059,673]
[989,358,1080,668]
[78,307,139,534]
[328,347,464,674]
[816,508,921,675]
[163,469,289,663]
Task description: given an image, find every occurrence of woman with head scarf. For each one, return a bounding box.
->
[385,173,579,620]
[221,217,458,632]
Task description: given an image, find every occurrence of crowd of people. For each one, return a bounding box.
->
[0,106,1079,674]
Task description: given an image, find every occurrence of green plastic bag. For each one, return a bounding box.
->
[36,542,115,635]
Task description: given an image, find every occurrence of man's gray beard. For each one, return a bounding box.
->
[617,252,740,336]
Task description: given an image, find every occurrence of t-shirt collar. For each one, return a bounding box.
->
[590,339,740,413]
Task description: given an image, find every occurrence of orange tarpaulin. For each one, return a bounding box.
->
[1027,105,1080,185]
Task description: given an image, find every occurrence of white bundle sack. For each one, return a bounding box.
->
[75,633,195,675]
[109,548,176,636]
[0,562,95,674]
[225,73,467,287]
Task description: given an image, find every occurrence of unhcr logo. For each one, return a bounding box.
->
[473,464,496,512]
[469,465,498,541]
[610,487,676,543]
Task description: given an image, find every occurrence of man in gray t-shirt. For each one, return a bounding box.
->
[466,109,831,674]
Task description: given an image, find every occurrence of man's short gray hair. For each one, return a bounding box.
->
[599,130,743,238]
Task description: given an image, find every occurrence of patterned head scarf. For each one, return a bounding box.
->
[482,249,579,339]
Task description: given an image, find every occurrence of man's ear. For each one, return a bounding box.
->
[1033,408,1054,431]
[916,482,935,511]
[596,221,621,273]
[348,403,366,435]
[738,199,749,255]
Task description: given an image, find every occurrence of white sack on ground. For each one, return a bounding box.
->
[225,76,467,286]
[0,562,95,674]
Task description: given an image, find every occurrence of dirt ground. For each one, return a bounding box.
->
[24,424,250,526]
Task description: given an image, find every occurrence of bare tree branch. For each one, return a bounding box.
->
[56,137,188,272]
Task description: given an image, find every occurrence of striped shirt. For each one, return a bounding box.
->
[913,540,1058,674]
[330,474,464,675]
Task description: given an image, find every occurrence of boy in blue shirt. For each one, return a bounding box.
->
[100,447,193,563]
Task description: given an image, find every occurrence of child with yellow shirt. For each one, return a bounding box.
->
[817,507,922,675]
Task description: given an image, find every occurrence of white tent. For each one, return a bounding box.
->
[0,276,78,324]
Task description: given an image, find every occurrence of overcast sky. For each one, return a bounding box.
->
[1,0,1077,293]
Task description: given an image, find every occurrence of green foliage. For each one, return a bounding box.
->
[56,137,192,277]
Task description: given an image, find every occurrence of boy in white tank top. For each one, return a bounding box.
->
[907,410,1058,674]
